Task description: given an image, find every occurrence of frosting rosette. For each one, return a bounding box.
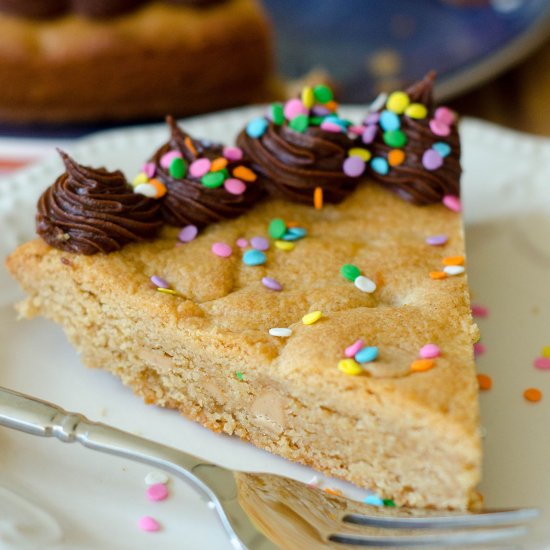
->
[36,150,162,254]
[237,85,359,206]
[355,72,461,205]
[141,116,262,227]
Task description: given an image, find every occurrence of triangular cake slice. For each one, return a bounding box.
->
[6,81,481,510]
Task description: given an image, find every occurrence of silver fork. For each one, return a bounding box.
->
[0,386,539,549]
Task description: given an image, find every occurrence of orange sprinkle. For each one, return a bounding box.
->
[410,359,435,372]
[325,100,339,112]
[184,136,197,157]
[232,165,257,182]
[442,255,465,266]
[388,149,405,166]
[477,374,492,391]
[149,178,167,198]
[286,221,299,228]
[210,157,228,172]
[314,186,323,209]
[429,271,447,280]
[324,487,343,496]
[523,388,542,402]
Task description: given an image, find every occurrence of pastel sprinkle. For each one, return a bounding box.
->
[251,236,269,251]
[146,483,169,502]
[262,277,282,291]
[338,359,363,376]
[133,172,148,186]
[348,147,372,162]
[386,91,410,114]
[160,150,182,169]
[224,178,246,195]
[223,146,243,161]
[268,218,286,239]
[283,227,307,241]
[150,275,169,289]
[524,388,542,402]
[269,327,292,338]
[422,149,443,171]
[243,249,266,266]
[410,359,435,372]
[388,149,405,166]
[233,165,257,182]
[383,499,396,508]
[211,242,232,257]
[314,186,323,209]
[284,98,308,120]
[477,374,492,391]
[471,304,489,318]
[302,311,322,325]
[405,103,427,119]
[363,494,384,506]
[345,339,364,358]
[420,344,440,359]
[362,125,378,144]
[157,288,177,296]
[340,263,361,282]
[534,357,550,370]
[236,371,244,381]
[143,162,156,178]
[271,103,285,125]
[236,238,248,248]
[320,121,343,133]
[443,255,465,266]
[368,93,387,113]
[355,346,378,363]
[433,142,451,158]
[301,86,315,108]
[365,111,381,125]
[138,516,160,532]
[134,183,158,198]
[275,240,295,251]
[443,195,462,212]
[246,117,268,138]
[371,157,389,175]
[426,234,448,246]
[169,157,187,179]
[313,84,334,103]
[145,472,169,485]
[430,119,451,137]
[149,179,167,198]
[189,158,211,178]
[473,342,486,357]
[429,271,447,280]
[379,110,400,131]
[383,130,407,148]
[435,106,456,125]
[542,346,550,357]
[201,171,225,188]
[210,157,228,172]
[444,265,465,276]
[354,275,377,293]
[289,114,309,133]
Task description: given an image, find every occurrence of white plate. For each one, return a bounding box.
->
[1,107,550,549]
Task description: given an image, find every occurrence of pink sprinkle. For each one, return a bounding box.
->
[348,125,364,136]
[534,357,550,370]
[224,178,246,195]
[429,119,451,137]
[435,106,456,126]
[212,242,232,257]
[419,344,440,359]
[236,238,248,248]
[160,150,182,169]
[143,162,156,178]
[284,98,308,120]
[426,234,448,246]
[345,339,364,358]
[251,236,269,251]
[442,195,462,212]
[178,224,198,243]
[223,146,243,161]
[473,342,486,357]
[320,121,343,133]
[471,304,489,318]
[189,158,211,178]
[138,516,160,532]
[146,483,168,502]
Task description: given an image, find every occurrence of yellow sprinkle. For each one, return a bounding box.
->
[157,288,177,296]
[132,172,149,186]
[543,346,550,358]
[410,359,435,372]
[404,103,428,119]
[348,147,372,162]
[302,310,322,325]
[275,240,295,251]
[386,91,410,114]
[338,359,363,376]
[301,86,315,109]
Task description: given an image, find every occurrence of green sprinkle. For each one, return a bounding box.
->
[313,84,333,104]
[289,114,309,133]
[383,130,408,148]
[169,157,187,179]
[268,218,287,239]
[309,116,325,126]
[341,263,361,282]
[272,103,285,125]
[383,499,396,507]
[236,371,244,381]
[201,171,225,188]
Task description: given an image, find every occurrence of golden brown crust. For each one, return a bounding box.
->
[6,184,481,509]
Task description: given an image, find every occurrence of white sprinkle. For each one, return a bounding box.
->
[269,327,292,338]
[354,275,377,293]
[145,471,169,486]
[307,475,321,487]
[443,265,465,276]
[134,183,158,198]
[368,93,388,113]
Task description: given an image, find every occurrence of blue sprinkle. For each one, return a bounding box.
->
[371,157,389,175]
[282,227,308,241]
[246,117,268,138]
[363,494,384,507]
[432,142,451,158]
[355,346,379,363]
[243,249,266,266]
[379,110,400,131]
[325,115,352,128]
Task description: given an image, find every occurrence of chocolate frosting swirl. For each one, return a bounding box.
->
[237,121,357,204]
[153,117,263,227]
[37,151,162,255]
[367,72,461,205]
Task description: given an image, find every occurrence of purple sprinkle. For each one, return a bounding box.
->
[422,149,443,171]
[143,162,156,178]
[178,225,198,243]
[365,112,380,125]
[362,124,378,145]
[426,234,448,246]
[262,277,282,291]
[151,275,169,289]
[311,105,331,116]
[250,236,269,251]
[343,156,366,177]
[236,238,248,248]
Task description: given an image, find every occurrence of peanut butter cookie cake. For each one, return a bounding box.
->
[6,74,481,510]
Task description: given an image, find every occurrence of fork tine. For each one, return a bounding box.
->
[343,507,540,529]
[329,525,528,547]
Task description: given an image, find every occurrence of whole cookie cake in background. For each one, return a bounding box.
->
[0,0,274,124]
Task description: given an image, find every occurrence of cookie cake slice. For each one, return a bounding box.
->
[6,75,481,510]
